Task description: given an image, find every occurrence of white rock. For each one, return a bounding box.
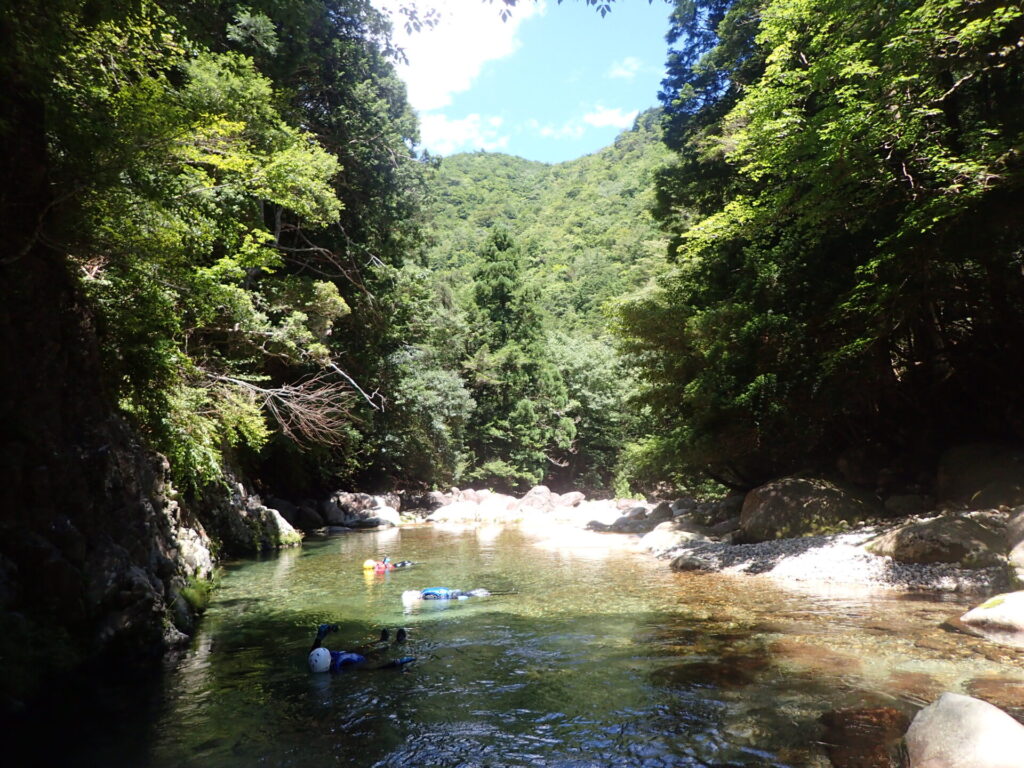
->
[959,590,1024,647]
[905,692,1024,768]
[373,505,401,527]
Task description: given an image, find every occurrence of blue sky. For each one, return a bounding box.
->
[375,1,673,163]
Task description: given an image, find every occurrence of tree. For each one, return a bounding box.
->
[464,230,574,491]
[623,0,1024,488]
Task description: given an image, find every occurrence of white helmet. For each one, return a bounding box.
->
[308,647,331,673]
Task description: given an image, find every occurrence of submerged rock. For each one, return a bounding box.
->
[904,692,1024,768]
[819,706,909,768]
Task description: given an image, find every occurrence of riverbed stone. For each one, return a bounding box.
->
[558,491,585,507]
[819,707,909,768]
[670,553,712,572]
[904,691,1024,768]
[648,501,673,524]
[625,506,648,520]
[958,591,1024,648]
[865,515,1006,568]
[739,477,883,543]
[640,521,712,555]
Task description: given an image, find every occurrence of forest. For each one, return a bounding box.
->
[6,0,1023,506]
[2,0,1023,706]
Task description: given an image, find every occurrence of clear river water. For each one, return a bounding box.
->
[44,524,1024,767]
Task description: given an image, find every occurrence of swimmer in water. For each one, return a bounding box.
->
[401,587,491,606]
[307,624,414,673]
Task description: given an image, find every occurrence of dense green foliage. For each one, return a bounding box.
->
[3,0,672,499]
[12,0,1023,502]
[426,110,671,334]
[4,0,428,495]
[415,114,671,491]
[621,0,1024,489]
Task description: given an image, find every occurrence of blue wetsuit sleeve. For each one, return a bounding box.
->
[330,651,366,672]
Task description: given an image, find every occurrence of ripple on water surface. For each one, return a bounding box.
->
[46,525,1024,767]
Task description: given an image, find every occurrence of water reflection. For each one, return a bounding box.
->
[130,526,1024,767]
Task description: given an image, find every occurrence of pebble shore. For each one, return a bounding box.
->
[660,528,1011,595]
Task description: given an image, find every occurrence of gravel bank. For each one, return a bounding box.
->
[660,528,1011,595]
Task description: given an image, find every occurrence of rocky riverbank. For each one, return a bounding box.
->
[270,479,1021,599]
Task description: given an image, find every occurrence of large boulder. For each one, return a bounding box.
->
[957,591,1024,648]
[518,485,556,513]
[865,515,1006,568]
[739,477,883,543]
[265,497,323,531]
[369,505,401,528]
[319,498,349,526]
[904,692,1024,768]
[330,491,378,516]
[937,444,1024,508]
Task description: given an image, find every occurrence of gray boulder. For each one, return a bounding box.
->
[331,491,377,516]
[671,497,697,516]
[904,692,1024,768]
[739,477,883,543]
[319,498,349,526]
[265,496,323,530]
[865,515,1006,568]
[670,553,712,572]
[625,506,648,520]
[648,501,673,524]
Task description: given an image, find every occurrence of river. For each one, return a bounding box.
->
[42,525,1024,767]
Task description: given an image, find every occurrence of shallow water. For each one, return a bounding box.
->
[48,526,1024,766]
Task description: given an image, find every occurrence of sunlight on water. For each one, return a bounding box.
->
[133,526,1024,767]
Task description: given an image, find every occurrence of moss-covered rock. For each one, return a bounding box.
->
[738,477,884,543]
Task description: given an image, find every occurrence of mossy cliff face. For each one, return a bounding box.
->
[0,254,214,712]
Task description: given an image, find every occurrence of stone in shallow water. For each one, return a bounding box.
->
[904,692,1024,768]
[819,706,909,768]
[965,675,1024,713]
[958,590,1024,648]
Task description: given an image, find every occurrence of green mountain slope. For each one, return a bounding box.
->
[423,109,671,334]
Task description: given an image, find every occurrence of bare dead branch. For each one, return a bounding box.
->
[213,372,359,448]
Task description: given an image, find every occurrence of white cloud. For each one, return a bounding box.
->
[419,113,510,155]
[374,0,546,112]
[527,104,638,143]
[582,105,638,129]
[608,56,642,79]
[531,118,585,140]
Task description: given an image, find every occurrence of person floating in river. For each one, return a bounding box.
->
[362,555,414,573]
[307,624,414,673]
[401,587,491,606]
